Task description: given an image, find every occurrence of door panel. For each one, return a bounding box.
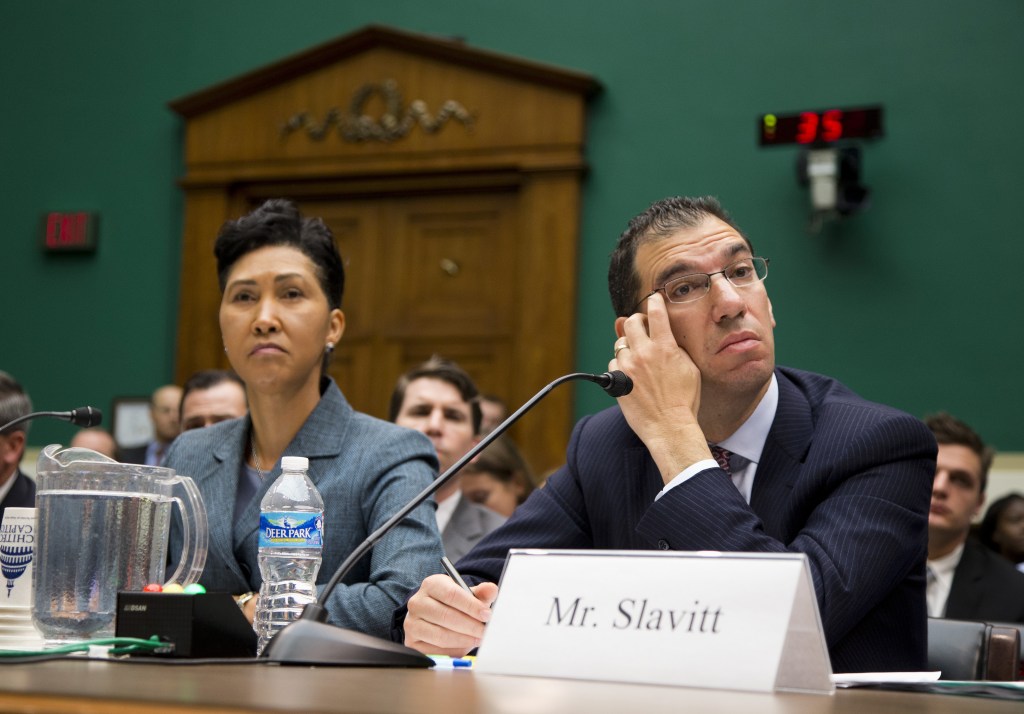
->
[299,193,519,437]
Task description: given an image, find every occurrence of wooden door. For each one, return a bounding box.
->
[302,191,519,421]
[171,26,598,475]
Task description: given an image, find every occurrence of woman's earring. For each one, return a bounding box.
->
[326,342,335,354]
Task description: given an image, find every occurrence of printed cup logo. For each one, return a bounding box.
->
[259,511,324,548]
[0,546,33,597]
[0,508,37,602]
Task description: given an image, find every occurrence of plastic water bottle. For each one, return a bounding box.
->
[255,455,324,655]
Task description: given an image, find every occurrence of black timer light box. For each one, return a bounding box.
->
[759,106,884,147]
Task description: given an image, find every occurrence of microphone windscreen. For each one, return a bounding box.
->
[69,406,103,428]
[602,371,633,397]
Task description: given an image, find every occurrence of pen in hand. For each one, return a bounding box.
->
[440,556,474,597]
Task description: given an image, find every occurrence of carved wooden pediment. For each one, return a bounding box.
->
[171,25,599,185]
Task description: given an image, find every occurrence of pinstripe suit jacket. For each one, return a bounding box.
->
[166,378,445,639]
[454,366,936,672]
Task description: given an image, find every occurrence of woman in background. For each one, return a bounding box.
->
[460,435,535,518]
[978,492,1024,573]
[166,199,443,638]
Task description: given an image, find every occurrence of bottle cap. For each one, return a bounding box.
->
[281,456,309,471]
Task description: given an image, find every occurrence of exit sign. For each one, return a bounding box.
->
[42,212,98,253]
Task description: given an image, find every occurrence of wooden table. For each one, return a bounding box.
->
[0,659,1019,714]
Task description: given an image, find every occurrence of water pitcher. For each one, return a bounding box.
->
[31,445,208,644]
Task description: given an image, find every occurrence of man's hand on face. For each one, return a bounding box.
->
[610,292,712,484]
[404,573,498,657]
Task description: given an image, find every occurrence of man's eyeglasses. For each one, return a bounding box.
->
[633,257,770,313]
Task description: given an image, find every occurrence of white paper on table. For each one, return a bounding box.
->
[832,671,942,686]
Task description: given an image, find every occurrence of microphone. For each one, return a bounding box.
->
[0,406,103,433]
[584,370,633,398]
[261,370,632,666]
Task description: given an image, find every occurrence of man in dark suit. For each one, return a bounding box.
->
[398,196,935,673]
[390,356,506,562]
[0,371,37,521]
[119,384,182,466]
[925,413,1024,623]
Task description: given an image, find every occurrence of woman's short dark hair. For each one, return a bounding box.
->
[607,196,751,317]
[214,199,345,310]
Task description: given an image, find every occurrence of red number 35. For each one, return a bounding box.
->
[797,110,843,144]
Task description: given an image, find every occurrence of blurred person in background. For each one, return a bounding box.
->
[70,427,119,459]
[460,435,535,518]
[478,393,508,435]
[120,384,182,466]
[978,492,1024,574]
[925,413,1024,623]
[390,356,506,562]
[0,371,35,520]
[179,369,247,431]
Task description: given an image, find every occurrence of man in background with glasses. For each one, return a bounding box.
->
[399,196,936,673]
[0,371,36,523]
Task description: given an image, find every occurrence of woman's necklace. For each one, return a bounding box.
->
[250,433,267,480]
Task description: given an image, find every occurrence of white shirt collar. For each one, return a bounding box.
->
[435,488,461,533]
[926,541,965,618]
[928,541,965,580]
[718,373,778,465]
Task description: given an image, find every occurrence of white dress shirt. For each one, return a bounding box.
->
[926,542,965,618]
[657,373,779,504]
[435,489,461,533]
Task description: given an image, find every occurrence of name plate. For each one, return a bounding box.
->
[475,550,833,694]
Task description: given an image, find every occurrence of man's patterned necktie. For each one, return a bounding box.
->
[709,444,733,475]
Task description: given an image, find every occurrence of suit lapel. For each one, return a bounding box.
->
[750,371,813,537]
[444,497,475,554]
[231,380,352,546]
[6,470,35,507]
[201,417,249,573]
[946,540,984,615]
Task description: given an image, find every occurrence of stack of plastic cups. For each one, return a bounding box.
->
[0,508,44,650]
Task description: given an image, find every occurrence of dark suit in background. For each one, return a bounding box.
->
[443,496,505,563]
[946,538,1024,624]
[0,468,36,522]
[452,366,936,673]
[118,444,148,465]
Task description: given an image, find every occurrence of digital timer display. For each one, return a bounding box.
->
[759,106,883,147]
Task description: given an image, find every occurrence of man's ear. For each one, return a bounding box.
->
[0,430,26,469]
[614,316,628,339]
[768,299,776,328]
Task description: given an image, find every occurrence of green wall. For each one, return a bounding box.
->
[3,1,1022,450]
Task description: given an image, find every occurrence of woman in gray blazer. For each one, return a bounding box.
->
[165,199,443,639]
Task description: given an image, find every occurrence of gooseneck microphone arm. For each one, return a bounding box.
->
[261,370,632,665]
[0,406,102,434]
[318,371,630,607]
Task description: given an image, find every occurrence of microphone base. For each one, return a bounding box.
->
[260,619,433,667]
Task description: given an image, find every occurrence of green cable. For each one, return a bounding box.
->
[0,635,170,658]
